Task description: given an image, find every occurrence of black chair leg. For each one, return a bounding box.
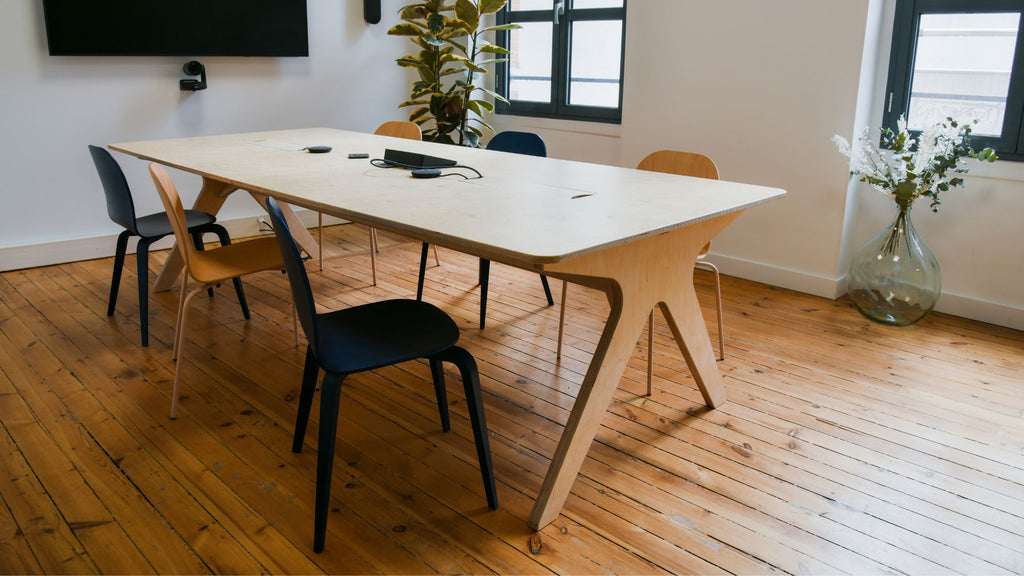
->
[478,258,490,329]
[416,242,429,301]
[436,346,498,510]
[136,239,153,347]
[191,231,215,298]
[429,359,451,432]
[540,275,554,306]
[314,372,344,554]
[207,224,250,319]
[108,230,132,317]
[292,346,320,453]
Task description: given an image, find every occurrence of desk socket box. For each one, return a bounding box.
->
[384,148,457,168]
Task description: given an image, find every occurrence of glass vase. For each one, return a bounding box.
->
[848,205,941,326]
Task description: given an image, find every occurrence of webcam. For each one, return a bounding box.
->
[179,60,207,91]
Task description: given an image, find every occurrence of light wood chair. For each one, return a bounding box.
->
[555,150,726,394]
[149,163,290,419]
[315,121,438,280]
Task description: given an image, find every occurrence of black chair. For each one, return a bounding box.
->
[415,131,554,329]
[264,197,498,553]
[89,145,248,346]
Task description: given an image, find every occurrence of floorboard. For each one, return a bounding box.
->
[0,222,1021,575]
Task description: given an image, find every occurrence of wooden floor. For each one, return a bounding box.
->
[1,222,1022,575]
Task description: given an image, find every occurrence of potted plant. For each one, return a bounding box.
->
[833,117,996,325]
[388,0,518,147]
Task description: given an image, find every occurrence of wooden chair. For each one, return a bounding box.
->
[265,197,498,553]
[89,145,246,347]
[556,150,726,394]
[315,121,437,280]
[416,131,555,329]
[148,163,289,419]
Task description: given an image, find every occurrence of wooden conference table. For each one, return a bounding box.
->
[111,127,785,531]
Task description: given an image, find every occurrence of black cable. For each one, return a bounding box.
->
[370,158,483,179]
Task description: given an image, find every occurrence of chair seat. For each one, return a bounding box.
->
[315,299,460,375]
[134,209,217,239]
[187,236,284,285]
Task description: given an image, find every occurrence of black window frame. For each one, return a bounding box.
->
[884,0,1024,160]
[495,1,627,124]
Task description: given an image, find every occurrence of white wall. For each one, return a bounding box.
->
[3,0,1021,330]
[0,0,411,267]
[498,0,1023,331]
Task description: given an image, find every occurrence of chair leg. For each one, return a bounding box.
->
[435,346,498,510]
[540,275,554,306]
[368,228,377,286]
[416,242,429,301]
[208,224,250,320]
[292,346,320,453]
[696,261,725,360]
[432,244,440,267]
[170,283,209,419]
[429,359,451,432]
[318,213,324,272]
[313,372,344,554]
[136,239,152,347]
[556,280,568,359]
[478,258,490,330]
[191,231,214,298]
[108,230,131,318]
[646,310,654,396]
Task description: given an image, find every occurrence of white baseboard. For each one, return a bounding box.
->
[4,222,1021,332]
[709,252,1023,331]
[0,210,347,273]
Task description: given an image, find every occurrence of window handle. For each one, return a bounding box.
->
[554,0,565,24]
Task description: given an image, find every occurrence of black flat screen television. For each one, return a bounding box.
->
[42,0,309,57]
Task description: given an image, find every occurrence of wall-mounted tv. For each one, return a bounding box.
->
[42,0,309,57]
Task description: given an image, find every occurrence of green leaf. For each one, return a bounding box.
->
[479,44,511,55]
[455,0,480,31]
[471,98,495,111]
[479,0,509,15]
[427,12,446,34]
[408,107,431,122]
[396,57,430,70]
[388,23,425,37]
[398,98,429,107]
[481,23,521,32]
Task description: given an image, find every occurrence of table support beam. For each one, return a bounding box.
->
[529,211,741,530]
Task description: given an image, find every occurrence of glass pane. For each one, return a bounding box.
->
[510,0,552,10]
[568,20,622,108]
[508,23,553,103]
[572,0,623,8]
[908,12,1020,137]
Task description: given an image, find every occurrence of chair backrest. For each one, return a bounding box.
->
[636,150,719,180]
[148,163,198,273]
[637,150,719,256]
[89,145,139,233]
[487,131,547,157]
[265,196,319,351]
[374,121,422,141]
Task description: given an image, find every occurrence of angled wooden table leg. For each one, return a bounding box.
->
[153,177,321,292]
[529,211,741,530]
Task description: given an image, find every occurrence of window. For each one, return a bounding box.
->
[495,0,627,123]
[884,0,1024,159]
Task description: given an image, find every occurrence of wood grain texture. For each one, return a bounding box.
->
[0,223,1021,574]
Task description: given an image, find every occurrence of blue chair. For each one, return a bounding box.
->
[415,131,554,329]
[264,197,498,553]
[89,145,247,346]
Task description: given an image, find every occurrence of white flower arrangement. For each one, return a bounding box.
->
[833,116,996,211]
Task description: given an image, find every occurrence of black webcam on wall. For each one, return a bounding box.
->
[179,60,207,91]
[364,0,381,24]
